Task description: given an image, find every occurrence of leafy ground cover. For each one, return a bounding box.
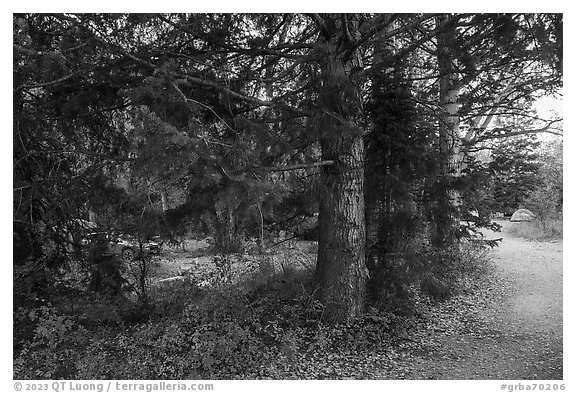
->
[399,220,562,380]
[14,222,562,380]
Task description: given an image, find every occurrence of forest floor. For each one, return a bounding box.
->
[247,220,564,380]
[396,220,563,380]
[153,220,562,380]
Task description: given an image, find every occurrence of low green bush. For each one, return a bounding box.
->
[508,218,562,241]
[14,232,494,380]
[369,236,495,316]
[14,305,90,379]
[15,260,404,379]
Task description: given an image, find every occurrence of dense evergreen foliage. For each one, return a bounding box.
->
[13,13,562,378]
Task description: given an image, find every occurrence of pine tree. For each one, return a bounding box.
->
[489,134,541,214]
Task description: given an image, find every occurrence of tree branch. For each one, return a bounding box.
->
[258,160,335,172]
[170,81,238,134]
[308,13,327,34]
[177,73,310,117]
[359,15,451,79]
[470,120,563,144]
[15,72,79,91]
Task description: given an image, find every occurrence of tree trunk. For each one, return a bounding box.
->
[160,189,169,212]
[434,15,463,247]
[316,133,367,322]
[314,14,368,322]
[365,22,394,277]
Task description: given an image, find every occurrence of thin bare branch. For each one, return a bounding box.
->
[258,160,335,172]
[15,72,79,91]
[170,81,238,134]
[471,120,563,144]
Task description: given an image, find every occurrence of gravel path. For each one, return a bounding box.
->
[406,220,563,379]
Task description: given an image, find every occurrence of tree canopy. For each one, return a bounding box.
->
[14,13,562,322]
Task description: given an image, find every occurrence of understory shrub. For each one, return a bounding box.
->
[14,227,494,379]
[14,259,404,379]
[369,235,495,315]
[14,305,90,379]
[508,218,562,241]
[419,241,493,300]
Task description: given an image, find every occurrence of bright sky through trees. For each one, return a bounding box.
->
[534,95,563,118]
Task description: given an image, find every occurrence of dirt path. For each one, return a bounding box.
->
[406,221,563,379]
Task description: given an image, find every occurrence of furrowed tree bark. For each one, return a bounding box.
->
[314,14,368,322]
[434,16,463,247]
[317,132,367,322]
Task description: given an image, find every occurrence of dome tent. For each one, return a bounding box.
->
[510,208,536,222]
